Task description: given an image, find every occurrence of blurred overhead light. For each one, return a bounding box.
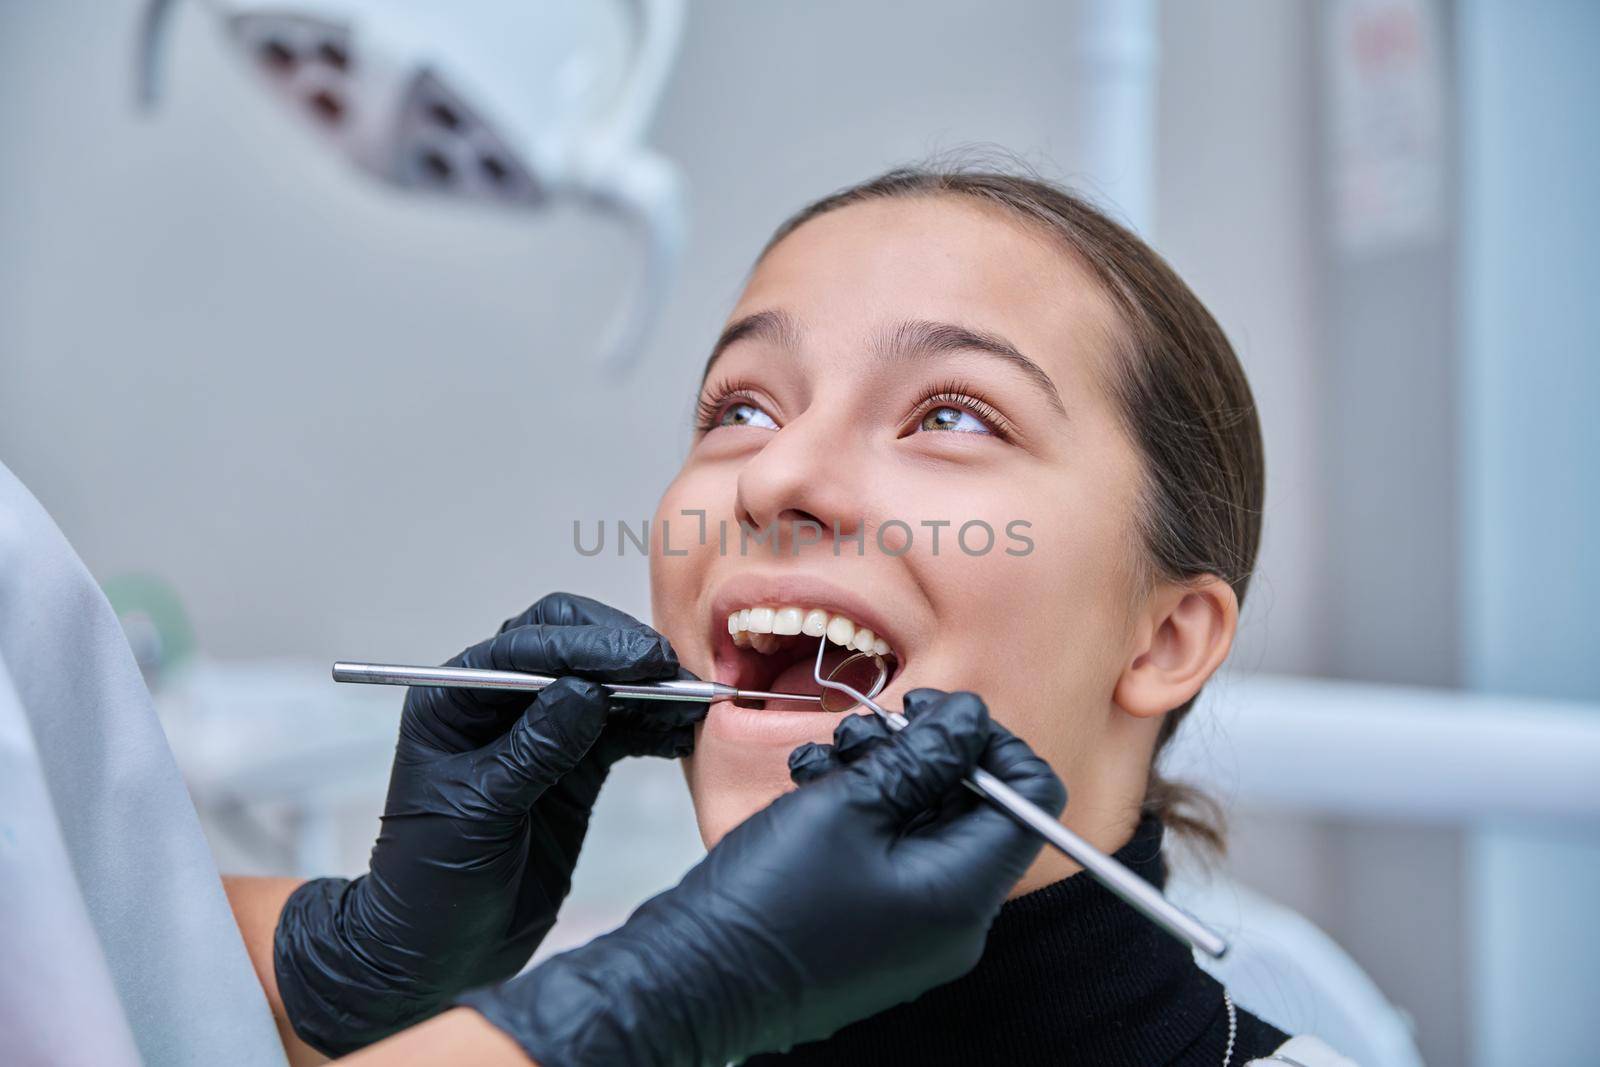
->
[135,0,688,374]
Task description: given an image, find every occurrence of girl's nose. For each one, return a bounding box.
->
[733,411,869,556]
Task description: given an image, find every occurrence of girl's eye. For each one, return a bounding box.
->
[907,383,1013,439]
[918,404,993,435]
[694,382,780,434]
[718,401,778,430]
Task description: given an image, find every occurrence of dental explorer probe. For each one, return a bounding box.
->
[331,661,828,705]
[809,639,1231,961]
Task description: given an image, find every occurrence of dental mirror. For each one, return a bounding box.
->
[818,651,890,713]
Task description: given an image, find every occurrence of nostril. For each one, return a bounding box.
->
[774,510,829,554]
[777,509,828,537]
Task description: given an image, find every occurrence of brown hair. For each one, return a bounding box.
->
[759,161,1264,852]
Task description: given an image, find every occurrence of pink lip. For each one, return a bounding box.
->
[701,701,858,750]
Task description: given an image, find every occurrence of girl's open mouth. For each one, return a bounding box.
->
[712,602,904,713]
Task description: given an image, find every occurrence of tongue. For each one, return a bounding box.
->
[764,643,861,711]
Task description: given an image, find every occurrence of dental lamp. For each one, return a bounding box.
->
[135,0,687,374]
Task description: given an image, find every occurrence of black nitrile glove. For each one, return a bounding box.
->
[459,688,1066,1067]
[273,592,702,1056]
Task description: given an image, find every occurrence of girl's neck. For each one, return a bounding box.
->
[1008,793,1143,897]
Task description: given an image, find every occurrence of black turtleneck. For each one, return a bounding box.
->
[746,816,1287,1067]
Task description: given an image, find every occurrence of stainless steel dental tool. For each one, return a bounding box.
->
[810,639,1231,961]
[331,655,890,706]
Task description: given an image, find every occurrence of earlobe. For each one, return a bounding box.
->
[1113,577,1238,719]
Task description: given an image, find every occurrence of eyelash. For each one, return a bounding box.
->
[694,378,767,434]
[907,379,1017,441]
[693,377,1017,440]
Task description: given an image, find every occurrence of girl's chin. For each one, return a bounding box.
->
[682,747,798,849]
[681,690,851,846]
[684,745,1069,900]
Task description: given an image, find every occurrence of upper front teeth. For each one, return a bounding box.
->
[729,605,892,657]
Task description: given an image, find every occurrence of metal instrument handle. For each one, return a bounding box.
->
[331,662,726,702]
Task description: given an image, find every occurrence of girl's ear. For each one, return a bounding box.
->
[1114,576,1238,718]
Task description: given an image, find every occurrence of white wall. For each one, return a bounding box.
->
[0,0,1325,678]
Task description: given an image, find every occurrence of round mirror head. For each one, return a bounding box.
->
[818,652,890,713]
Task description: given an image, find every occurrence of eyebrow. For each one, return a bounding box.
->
[701,308,804,382]
[875,318,1066,416]
[702,309,1067,416]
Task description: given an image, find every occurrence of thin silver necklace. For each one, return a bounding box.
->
[1221,990,1238,1067]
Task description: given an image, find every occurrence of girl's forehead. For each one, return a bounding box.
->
[749,196,1069,292]
[729,198,1124,394]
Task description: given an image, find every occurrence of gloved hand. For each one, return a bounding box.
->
[273,592,701,1056]
[459,688,1066,1067]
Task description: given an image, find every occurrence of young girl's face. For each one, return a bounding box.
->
[650,196,1160,885]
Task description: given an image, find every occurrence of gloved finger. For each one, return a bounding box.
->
[422,623,674,746]
[829,689,952,778]
[845,691,989,825]
[604,705,704,736]
[900,687,954,720]
[454,622,677,691]
[588,665,706,765]
[606,666,709,734]
[830,713,892,763]
[891,688,988,827]
[928,716,1064,876]
[478,677,609,809]
[787,741,842,785]
[896,688,975,825]
[976,718,1067,815]
[600,723,697,762]
[604,709,693,734]
[499,591,653,636]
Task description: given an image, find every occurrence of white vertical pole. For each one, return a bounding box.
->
[1072,0,1160,237]
[1458,1,1600,1063]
